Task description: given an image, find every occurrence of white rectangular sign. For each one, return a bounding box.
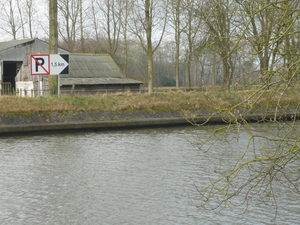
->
[30,54,50,75]
[50,54,69,75]
[30,54,69,75]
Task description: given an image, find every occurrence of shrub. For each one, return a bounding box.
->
[160,77,176,87]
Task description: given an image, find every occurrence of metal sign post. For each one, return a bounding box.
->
[38,75,40,96]
[58,74,60,97]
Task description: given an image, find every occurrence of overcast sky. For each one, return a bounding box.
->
[0,0,48,42]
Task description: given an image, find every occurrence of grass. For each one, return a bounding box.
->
[1,86,300,115]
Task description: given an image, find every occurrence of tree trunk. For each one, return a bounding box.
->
[174,0,180,89]
[211,52,216,87]
[145,0,153,93]
[186,9,192,89]
[80,0,85,53]
[49,0,58,95]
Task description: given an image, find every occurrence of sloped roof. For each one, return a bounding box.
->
[60,54,142,85]
[60,77,142,85]
[0,38,36,52]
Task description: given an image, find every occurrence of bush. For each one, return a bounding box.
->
[160,77,176,86]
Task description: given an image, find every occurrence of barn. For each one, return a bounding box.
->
[0,38,142,96]
[0,38,68,93]
[59,54,143,95]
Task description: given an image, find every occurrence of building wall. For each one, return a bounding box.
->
[60,84,141,95]
[0,61,2,91]
[15,54,34,82]
[16,81,34,97]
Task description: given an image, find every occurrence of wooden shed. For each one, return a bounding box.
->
[0,38,68,93]
[0,38,142,96]
[59,54,143,95]
[15,53,143,96]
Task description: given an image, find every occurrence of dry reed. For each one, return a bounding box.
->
[0,88,299,115]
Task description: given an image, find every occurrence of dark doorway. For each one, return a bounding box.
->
[3,61,22,90]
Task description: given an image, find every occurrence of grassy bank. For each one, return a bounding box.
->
[0,87,300,115]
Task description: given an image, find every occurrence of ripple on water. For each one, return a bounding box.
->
[0,126,299,224]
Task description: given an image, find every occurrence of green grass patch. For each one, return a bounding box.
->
[1,87,300,115]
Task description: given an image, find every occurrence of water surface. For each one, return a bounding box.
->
[0,125,299,224]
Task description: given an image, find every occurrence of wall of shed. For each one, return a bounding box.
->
[0,61,2,91]
[60,84,141,95]
[13,55,49,97]
[15,54,34,82]
[16,81,34,97]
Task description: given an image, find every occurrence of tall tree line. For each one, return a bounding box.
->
[1,0,300,91]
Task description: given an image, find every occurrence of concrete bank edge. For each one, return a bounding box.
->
[0,110,299,135]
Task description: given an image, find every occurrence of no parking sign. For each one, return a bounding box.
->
[30,54,69,75]
[30,54,50,75]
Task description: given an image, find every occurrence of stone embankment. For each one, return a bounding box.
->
[0,111,193,135]
[0,107,299,135]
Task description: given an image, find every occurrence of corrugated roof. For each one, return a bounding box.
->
[59,54,142,85]
[61,54,125,79]
[0,38,36,52]
[60,77,142,85]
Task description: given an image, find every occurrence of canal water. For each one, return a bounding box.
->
[0,123,299,224]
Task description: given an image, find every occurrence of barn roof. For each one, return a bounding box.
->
[0,38,36,52]
[60,54,142,85]
[0,38,70,61]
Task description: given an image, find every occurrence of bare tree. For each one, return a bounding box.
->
[185,7,193,88]
[234,0,300,85]
[167,0,181,89]
[57,0,81,51]
[197,0,237,90]
[16,0,26,38]
[79,0,84,52]
[119,0,134,77]
[24,0,35,38]
[183,0,203,88]
[96,0,122,58]
[129,0,167,93]
[194,1,300,217]
[89,0,102,52]
[0,0,24,39]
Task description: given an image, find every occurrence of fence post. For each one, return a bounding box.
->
[71,84,75,97]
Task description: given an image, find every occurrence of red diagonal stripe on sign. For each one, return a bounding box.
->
[31,55,50,74]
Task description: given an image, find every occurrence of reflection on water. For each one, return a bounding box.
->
[0,124,299,225]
